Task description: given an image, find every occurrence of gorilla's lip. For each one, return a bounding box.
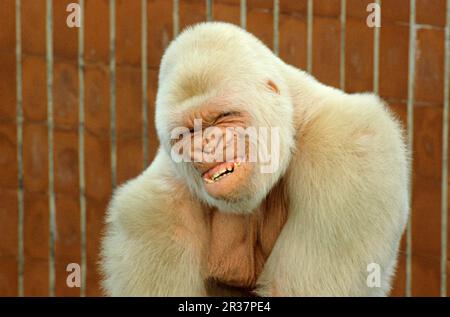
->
[202,161,241,183]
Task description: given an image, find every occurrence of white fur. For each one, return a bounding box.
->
[100,22,409,296]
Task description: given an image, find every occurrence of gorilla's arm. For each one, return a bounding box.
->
[100,150,208,296]
[256,91,409,296]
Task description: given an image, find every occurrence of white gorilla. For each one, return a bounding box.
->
[100,22,409,296]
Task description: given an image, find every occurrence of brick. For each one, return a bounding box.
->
[379,23,409,100]
[314,0,340,17]
[55,194,81,259]
[279,14,307,70]
[85,133,111,203]
[116,67,142,137]
[0,257,18,296]
[22,56,47,122]
[0,189,19,256]
[212,0,239,6]
[86,263,102,296]
[280,0,307,15]
[247,0,272,11]
[22,191,49,296]
[54,194,81,296]
[381,0,409,24]
[117,136,143,185]
[0,52,16,122]
[22,0,46,56]
[23,192,49,259]
[412,106,442,257]
[86,196,108,296]
[0,0,15,53]
[213,0,240,25]
[85,65,110,136]
[116,66,143,184]
[53,0,79,60]
[347,0,373,19]
[416,0,446,27]
[116,0,141,67]
[54,130,79,194]
[0,123,18,190]
[55,259,81,296]
[414,28,445,105]
[179,0,207,32]
[23,123,48,193]
[23,258,48,296]
[345,19,374,93]
[312,16,340,88]
[84,0,109,63]
[411,254,441,296]
[148,0,173,69]
[54,62,79,130]
[247,0,273,51]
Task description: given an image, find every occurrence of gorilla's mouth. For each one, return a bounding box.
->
[202,161,241,183]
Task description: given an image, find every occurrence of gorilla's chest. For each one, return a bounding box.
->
[205,200,288,292]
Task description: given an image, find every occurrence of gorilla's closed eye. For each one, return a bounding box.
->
[215,111,240,122]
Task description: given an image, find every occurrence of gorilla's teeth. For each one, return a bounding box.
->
[205,163,239,183]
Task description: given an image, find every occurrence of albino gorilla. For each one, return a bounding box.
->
[100,22,409,296]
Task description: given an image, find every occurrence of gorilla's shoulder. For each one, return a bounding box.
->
[295,92,407,172]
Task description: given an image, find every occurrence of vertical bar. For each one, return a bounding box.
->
[206,0,213,22]
[109,0,117,190]
[46,0,55,297]
[340,0,346,90]
[78,0,86,297]
[273,0,279,56]
[142,0,148,167]
[173,0,179,37]
[240,0,246,29]
[307,0,313,73]
[15,0,24,297]
[373,0,380,94]
[406,0,416,298]
[441,0,450,298]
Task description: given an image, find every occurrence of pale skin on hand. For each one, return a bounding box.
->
[100,22,409,297]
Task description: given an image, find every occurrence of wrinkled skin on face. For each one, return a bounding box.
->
[169,83,282,205]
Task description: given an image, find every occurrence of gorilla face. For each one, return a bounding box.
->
[155,24,296,213]
[169,103,258,203]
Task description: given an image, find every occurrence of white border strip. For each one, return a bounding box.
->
[307,0,313,73]
[142,0,148,167]
[373,0,381,94]
[240,0,246,29]
[15,0,24,297]
[206,0,213,22]
[340,0,346,90]
[173,0,179,38]
[109,0,117,189]
[78,0,86,297]
[273,0,279,56]
[406,0,416,297]
[46,0,56,297]
[441,0,450,298]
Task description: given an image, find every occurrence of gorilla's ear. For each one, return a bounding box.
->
[266,80,280,95]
